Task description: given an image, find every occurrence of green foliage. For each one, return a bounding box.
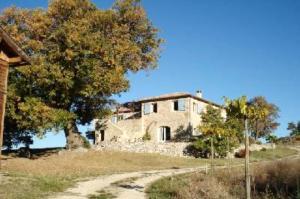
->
[247,96,280,140]
[88,190,116,199]
[81,135,91,149]
[142,131,151,141]
[1,0,162,148]
[198,106,226,137]
[194,106,239,158]
[288,121,300,137]
[224,96,280,140]
[265,134,278,144]
[193,136,238,158]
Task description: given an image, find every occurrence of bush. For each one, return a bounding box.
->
[81,135,91,149]
[235,149,251,158]
[191,136,238,158]
[142,131,151,141]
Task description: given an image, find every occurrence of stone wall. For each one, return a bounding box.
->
[233,143,276,154]
[95,141,191,157]
[142,98,191,142]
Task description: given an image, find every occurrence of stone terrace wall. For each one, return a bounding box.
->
[95,141,191,157]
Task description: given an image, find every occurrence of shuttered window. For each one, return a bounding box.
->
[144,103,151,115]
[111,116,118,123]
[178,99,185,111]
[197,104,203,114]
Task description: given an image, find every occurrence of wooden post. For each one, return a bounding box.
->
[210,136,214,175]
[227,136,231,170]
[0,61,9,169]
[245,119,251,199]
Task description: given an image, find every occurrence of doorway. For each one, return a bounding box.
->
[159,126,171,142]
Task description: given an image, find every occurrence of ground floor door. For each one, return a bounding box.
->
[159,126,171,142]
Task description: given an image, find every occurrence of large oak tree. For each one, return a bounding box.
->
[1,0,162,149]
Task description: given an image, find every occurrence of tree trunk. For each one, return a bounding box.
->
[64,120,85,149]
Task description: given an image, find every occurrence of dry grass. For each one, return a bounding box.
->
[250,145,297,161]
[0,149,206,199]
[0,146,297,199]
[147,172,233,199]
[147,158,300,199]
[2,150,205,178]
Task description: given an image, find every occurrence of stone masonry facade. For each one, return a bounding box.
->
[93,92,225,156]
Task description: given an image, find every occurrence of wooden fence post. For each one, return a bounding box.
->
[245,119,251,199]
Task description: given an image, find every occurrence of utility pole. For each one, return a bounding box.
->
[245,119,251,199]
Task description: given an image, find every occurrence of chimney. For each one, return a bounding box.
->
[196,90,203,98]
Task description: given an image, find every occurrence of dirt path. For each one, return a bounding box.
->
[50,167,205,199]
[51,145,300,199]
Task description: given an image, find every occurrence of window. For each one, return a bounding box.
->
[117,115,124,121]
[193,102,198,113]
[144,103,158,115]
[111,116,118,123]
[159,126,171,141]
[152,103,158,113]
[111,115,123,123]
[100,130,105,141]
[197,104,203,114]
[144,103,151,115]
[174,100,179,111]
[174,99,185,111]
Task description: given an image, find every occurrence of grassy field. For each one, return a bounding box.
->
[0,146,297,199]
[146,146,300,199]
[250,145,297,161]
[0,149,208,199]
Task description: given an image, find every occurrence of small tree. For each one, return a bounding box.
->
[266,134,278,144]
[248,97,280,140]
[288,121,300,137]
[224,96,251,199]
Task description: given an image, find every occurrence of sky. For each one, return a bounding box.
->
[1,0,299,148]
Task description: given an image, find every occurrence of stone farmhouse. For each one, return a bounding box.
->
[94,91,225,145]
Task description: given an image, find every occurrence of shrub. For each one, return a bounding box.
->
[81,135,91,149]
[142,131,151,141]
[191,136,238,158]
[260,147,267,152]
[235,149,251,158]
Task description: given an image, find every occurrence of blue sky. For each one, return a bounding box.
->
[1,0,299,148]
